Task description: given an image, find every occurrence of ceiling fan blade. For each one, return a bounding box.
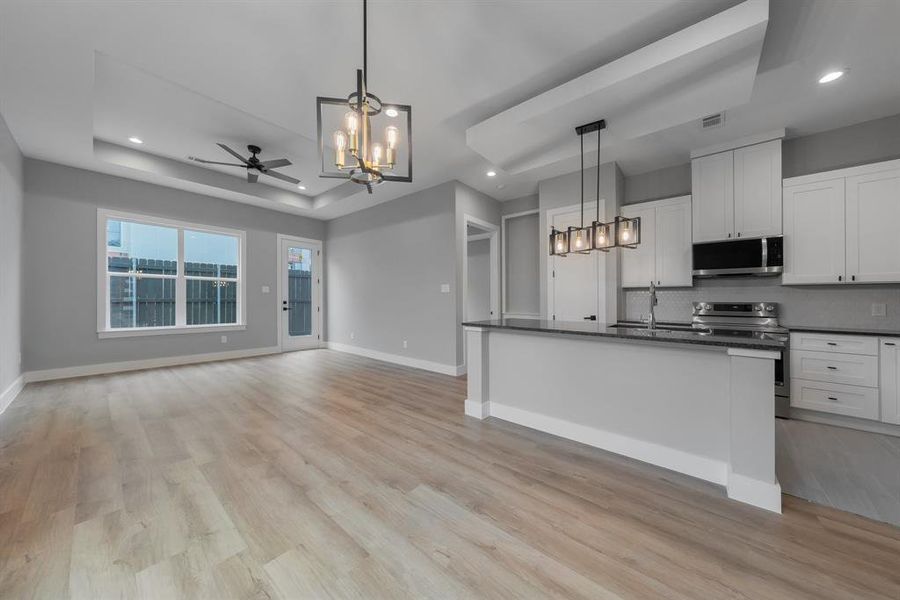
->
[217,143,252,165]
[247,172,259,184]
[258,158,291,169]
[265,170,300,185]
[188,157,246,167]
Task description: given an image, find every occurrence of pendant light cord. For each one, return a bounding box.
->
[363,0,368,87]
[580,134,585,227]
[596,129,601,222]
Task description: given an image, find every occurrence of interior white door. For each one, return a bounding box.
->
[846,168,900,283]
[550,208,603,322]
[279,237,321,351]
[655,198,693,287]
[733,140,782,239]
[782,179,846,285]
[880,338,900,424]
[691,151,734,242]
[621,205,656,288]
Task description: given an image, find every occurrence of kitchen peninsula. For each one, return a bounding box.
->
[462,318,785,512]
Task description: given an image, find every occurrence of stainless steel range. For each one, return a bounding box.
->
[692,302,790,417]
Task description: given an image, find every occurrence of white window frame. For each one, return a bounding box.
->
[97,208,247,338]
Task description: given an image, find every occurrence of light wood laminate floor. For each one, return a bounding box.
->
[1,349,898,599]
[777,417,900,527]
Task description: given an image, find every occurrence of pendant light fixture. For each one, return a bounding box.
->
[549,120,641,255]
[316,0,412,193]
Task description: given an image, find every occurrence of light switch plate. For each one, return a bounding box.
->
[871,303,886,317]
[440,284,450,293]
[261,285,270,294]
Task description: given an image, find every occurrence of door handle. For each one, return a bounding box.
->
[584,315,597,321]
[282,306,292,311]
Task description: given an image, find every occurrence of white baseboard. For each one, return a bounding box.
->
[790,408,900,438]
[488,402,728,486]
[726,468,782,514]
[326,341,463,376]
[464,399,489,419]
[24,346,281,383]
[0,375,25,416]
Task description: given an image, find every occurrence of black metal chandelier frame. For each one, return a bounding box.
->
[549,119,641,256]
[316,0,413,194]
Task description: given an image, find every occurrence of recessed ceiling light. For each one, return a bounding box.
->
[385,107,399,118]
[298,185,307,190]
[128,136,143,144]
[486,170,496,177]
[818,70,844,84]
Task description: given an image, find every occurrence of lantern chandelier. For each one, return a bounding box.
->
[316,0,412,193]
[550,120,641,256]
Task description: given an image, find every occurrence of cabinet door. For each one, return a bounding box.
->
[620,205,655,288]
[846,168,900,283]
[734,140,782,239]
[782,179,845,284]
[880,339,900,424]
[692,151,734,242]
[655,197,693,287]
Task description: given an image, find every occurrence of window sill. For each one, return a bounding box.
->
[98,324,246,339]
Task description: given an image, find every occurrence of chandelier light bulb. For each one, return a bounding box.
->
[333,130,347,167]
[385,126,399,149]
[371,142,384,165]
[344,111,359,134]
[556,241,565,252]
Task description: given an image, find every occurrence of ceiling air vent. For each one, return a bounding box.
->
[701,112,725,130]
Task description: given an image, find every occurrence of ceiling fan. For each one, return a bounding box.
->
[188,144,300,185]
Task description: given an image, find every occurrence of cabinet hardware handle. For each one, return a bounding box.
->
[737,232,741,237]
[838,275,842,282]
[851,275,856,281]
[827,366,838,370]
[827,396,838,401]
[886,342,897,346]
[727,233,732,238]
[826,342,838,346]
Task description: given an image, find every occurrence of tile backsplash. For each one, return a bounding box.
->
[623,277,900,330]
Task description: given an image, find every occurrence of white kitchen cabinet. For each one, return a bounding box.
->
[733,139,782,239]
[845,168,900,283]
[783,160,900,285]
[691,139,782,242]
[880,338,900,425]
[622,196,691,288]
[782,178,846,284]
[691,152,733,242]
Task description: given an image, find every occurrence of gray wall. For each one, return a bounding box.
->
[466,238,492,322]
[454,182,501,364]
[22,160,324,372]
[500,194,539,215]
[0,112,24,394]
[503,211,540,316]
[325,181,458,367]
[623,163,691,205]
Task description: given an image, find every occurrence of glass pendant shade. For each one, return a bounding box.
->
[591,221,614,251]
[569,226,591,253]
[550,228,570,256]
[615,216,641,248]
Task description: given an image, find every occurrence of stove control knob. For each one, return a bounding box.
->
[765,304,775,312]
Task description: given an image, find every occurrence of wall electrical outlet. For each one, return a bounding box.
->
[261,285,270,294]
[221,335,228,343]
[872,303,887,317]
[403,340,408,349]
[440,283,450,293]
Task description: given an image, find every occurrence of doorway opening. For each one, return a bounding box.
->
[277,234,323,352]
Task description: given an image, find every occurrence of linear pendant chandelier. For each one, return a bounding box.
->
[549,120,641,256]
[316,0,412,194]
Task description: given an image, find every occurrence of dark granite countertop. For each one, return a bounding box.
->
[788,325,900,338]
[462,318,786,351]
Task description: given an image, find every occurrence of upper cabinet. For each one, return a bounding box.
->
[783,160,900,285]
[691,139,782,242]
[622,195,692,288]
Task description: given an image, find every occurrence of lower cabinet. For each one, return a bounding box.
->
[880,338,900,424]
[790,379,879,420]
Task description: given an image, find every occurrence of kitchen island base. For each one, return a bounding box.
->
[464,325,782,513]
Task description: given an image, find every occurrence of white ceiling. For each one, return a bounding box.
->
[1,0,899,219]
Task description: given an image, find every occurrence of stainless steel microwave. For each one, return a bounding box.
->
[692,236,783,277]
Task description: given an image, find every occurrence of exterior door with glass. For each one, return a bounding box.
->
[279,236,321,351]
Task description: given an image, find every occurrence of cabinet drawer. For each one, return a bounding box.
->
[790,379,879,420]
[790,350,879,387]
[789,332,878,355]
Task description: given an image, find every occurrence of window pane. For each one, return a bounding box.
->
[107,220,177,275]
[184,230,239,278]
[287,247,312,336]
[186,279,237,325]
[109,275,175,328]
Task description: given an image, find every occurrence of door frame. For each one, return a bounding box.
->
[462,214,500,323]
[276,234,324,352]
[545,201,603,322]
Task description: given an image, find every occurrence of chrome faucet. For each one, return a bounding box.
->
[648,280,658,330]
